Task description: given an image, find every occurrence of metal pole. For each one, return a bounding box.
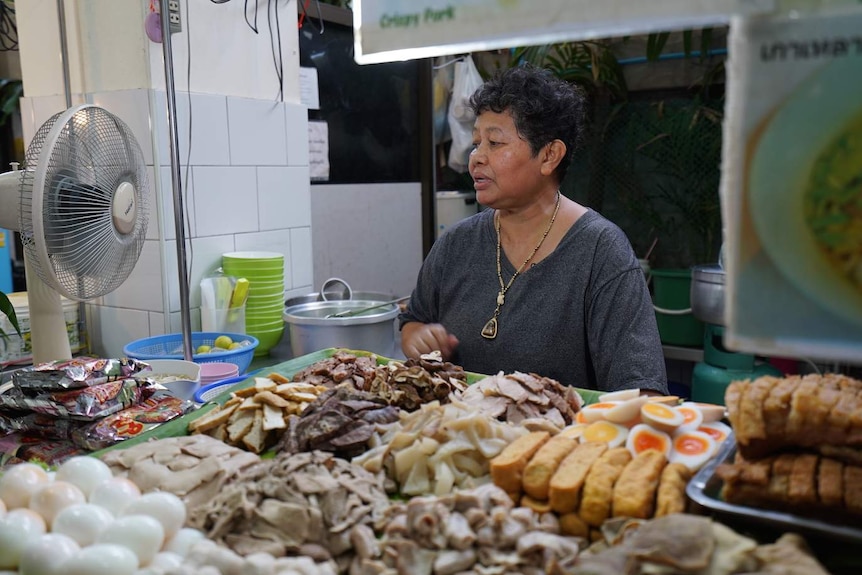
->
[56,0,72,109]
[160,0,194,361]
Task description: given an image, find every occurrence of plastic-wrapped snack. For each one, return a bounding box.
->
[71,391,196,451]
[0,432,88,468]
[0,410,86,440]
[0,378,155,419]
[11,357,149,391]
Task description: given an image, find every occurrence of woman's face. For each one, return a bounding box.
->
[469,109,544,208]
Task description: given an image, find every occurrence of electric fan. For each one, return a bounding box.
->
[0,104,149,363]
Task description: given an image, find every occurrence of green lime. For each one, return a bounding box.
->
[195,345,212,354]
[214,335,233,349]
[228,342,243,350]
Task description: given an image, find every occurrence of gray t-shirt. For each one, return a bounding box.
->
[400,208,668,393]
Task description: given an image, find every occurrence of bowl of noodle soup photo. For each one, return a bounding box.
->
[748,55,862,325]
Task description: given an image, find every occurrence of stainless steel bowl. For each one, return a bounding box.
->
[690,264,726,326]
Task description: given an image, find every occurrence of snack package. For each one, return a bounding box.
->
[0,378,156,419]
[11,357,148,391]
[71,391,196,451]
[0,410,86,440]
[0,432,87,468]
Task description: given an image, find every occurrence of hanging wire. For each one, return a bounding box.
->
[0,1,18,51]
[267,0,284,102]
[298,0,324,33]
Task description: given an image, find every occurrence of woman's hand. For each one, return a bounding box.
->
[401,322,459,360]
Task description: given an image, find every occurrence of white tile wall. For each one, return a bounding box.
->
[86,304,151,359]
[290,227,313,291]
[19,89,312,353]
[227,98,288,166]
[159,165,197,240]
[192,166,259,237]
[258,166,312,230]
[152,92,231,168]
[285,103,309,166]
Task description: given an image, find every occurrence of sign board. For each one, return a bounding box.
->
[722,6,862,362]
[353,0,775,63]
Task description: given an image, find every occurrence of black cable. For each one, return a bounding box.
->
[183,0,194,283]
[244,0,258,34]
[267,0,284,102]
[0,1,19,51]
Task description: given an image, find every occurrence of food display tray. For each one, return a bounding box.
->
[686,431,862,543]
[89,348,603,459]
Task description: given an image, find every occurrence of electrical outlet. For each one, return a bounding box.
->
[168,0,182,34]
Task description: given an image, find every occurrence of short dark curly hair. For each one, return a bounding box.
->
[469,64,587,184]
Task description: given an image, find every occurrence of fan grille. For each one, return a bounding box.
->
[19,106,150,301]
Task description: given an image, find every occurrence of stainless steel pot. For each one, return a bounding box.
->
[283,299,399,357]
[690,264,726,326]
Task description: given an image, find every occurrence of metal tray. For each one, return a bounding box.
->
[687,431,862,543]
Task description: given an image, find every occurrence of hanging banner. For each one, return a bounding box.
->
[353,0,775,64]
[723,6,862,362]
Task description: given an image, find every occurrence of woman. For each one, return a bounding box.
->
[400,64,667,394]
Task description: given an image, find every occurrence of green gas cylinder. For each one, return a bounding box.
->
[691,325,783,405]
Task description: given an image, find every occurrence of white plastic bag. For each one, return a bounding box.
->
[447,56,483,173]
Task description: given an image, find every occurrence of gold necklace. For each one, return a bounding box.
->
[481,190,561,339]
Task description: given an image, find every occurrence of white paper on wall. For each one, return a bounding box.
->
[300,67,321,110]
[308,120,330,182]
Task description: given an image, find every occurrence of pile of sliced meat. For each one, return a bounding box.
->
[277,387,400,458]
[459,372,584,431]
[190,450,392,570]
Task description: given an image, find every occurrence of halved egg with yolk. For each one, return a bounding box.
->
[698,421,731,445]
[580,421,629,448]
[579,402,621,424]
[625,423,671,459]
[640,402,685,433]
[598,388,640,403]
[669,429,717,471]
[675,405,704,431]
[681,401,725,423]
[604,395,649,425]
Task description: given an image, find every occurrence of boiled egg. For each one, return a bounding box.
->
[682,401,726,423]
[55,456,113,498]
[61,543,139,575]
[625,423,671,458]
[18,532,80,575]
[98,514,164,567]
[698,421,732,445]
[640,402,685,433]
[0,508,47,569]
[28,480,86,529]
[603,395,648,425]
[676,404,705,431]
[579,402,621,423]
[163,527,205,557]
[149,551,184,571]
[89,476,141,517]
[0,463,51,509]
[558,424,587,440]
[123,491,186,542]
[597,388,640,403]
[669,429,718,471]
[580,421,629,448]
[52,503,114,547]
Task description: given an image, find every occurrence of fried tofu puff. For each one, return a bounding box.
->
[548,441,608,514]
[578,447,632,527]
[655,462,692,517]
[612,449,667,520]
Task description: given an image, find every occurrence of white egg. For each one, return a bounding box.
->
[88,476,141,516]
[52,503,114,547]
[61,543,139,575]
[0,463,51,509]
[19,532,80,575]
[163,527,205,557]
[28,480,85,528]
[0,508,47,569]
[149,551,183,570]
[55,456,113,498]
[98,514,165,567]
[123,491,186,541]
